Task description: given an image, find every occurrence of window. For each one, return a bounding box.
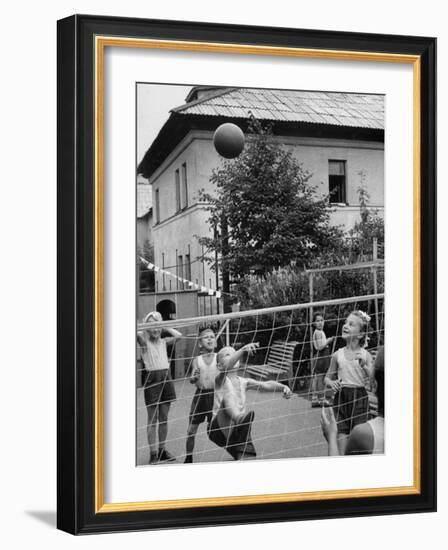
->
[182,162,188,208]
[155,188,160,223]
[185,252,191,285]
[328,160,346,204]
[175,169,181,212]
[177,255,184,290]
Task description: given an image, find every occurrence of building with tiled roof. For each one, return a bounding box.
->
[137,174,152,218]
[139,87,384,180]
[175,88,384,128]
[137,86,384,345]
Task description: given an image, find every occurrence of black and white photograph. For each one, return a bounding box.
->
[0,0,440,542]
[136,83,385,466]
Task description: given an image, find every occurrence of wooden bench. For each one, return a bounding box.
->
[243,340,298,388]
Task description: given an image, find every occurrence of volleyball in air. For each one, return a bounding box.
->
[213,123,245,159]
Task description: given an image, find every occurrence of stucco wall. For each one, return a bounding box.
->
[151,137,219,292]
[152,205,214,292]
[286,139,384,206]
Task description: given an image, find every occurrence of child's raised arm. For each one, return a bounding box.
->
[220,342,259,373]
[163,327,182,345]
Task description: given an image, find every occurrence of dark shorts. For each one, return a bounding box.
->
[143,369,176,407]
[313,346,331,375]
[333,386,369,435]
[207,412,256,460]
[189,389,214,425]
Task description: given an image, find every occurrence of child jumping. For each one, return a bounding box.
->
[311,311,335,408]
[137,311,182,464]
[184,327,218,463]
[324,310,373,455]
[208,343,292,460]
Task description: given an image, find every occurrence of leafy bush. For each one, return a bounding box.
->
[348,176,385,260]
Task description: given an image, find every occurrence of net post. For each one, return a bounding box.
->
[308,272,314,399]
[309,272,314,362]
[372,237,379,338]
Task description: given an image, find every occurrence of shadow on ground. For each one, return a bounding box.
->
[25,510,56,528]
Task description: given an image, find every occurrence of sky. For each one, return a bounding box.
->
[137,83,193,165]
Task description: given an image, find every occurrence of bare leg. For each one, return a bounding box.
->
[316,374,326,402]
[311,371,319,404]
[158,402,170,451]
[337,433,349,455]
[146,405,158,459]
[185,423,199,455]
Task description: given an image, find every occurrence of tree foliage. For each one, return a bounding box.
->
[348,174,385,260]
[197,117,343,281]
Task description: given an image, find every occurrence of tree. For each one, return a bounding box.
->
[197,117,343,285]
[349,173,385,260]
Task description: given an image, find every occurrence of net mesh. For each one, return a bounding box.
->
[136,293,384,465]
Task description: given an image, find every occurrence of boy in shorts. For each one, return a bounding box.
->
[137,311,182,464]
[184,327,218,463]
[208,343,292,460]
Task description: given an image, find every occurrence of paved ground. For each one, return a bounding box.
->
[137,378,328,466]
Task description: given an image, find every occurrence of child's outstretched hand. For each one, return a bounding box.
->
[242,342,259,355]
[282,386,292,399]
[320,405,338,441]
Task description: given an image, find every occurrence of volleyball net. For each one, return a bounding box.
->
[136,293,384,464]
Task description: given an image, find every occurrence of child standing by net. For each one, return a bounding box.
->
[321,345,384,456]
[208,343,292,460]
[184,327,218,463]
[324,310,373,455]
[311,311,335,408]
[137,311,182,464]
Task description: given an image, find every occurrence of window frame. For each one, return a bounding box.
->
[328,159,347,205]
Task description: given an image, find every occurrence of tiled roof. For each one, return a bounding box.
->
[172,88,384,130]
[137,180,152,218]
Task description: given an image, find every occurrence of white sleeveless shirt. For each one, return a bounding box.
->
[336,347,369,388]
[138,333,169,372]
[196,354,218,390]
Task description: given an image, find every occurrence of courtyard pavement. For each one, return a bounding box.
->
[136,378,328,466]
